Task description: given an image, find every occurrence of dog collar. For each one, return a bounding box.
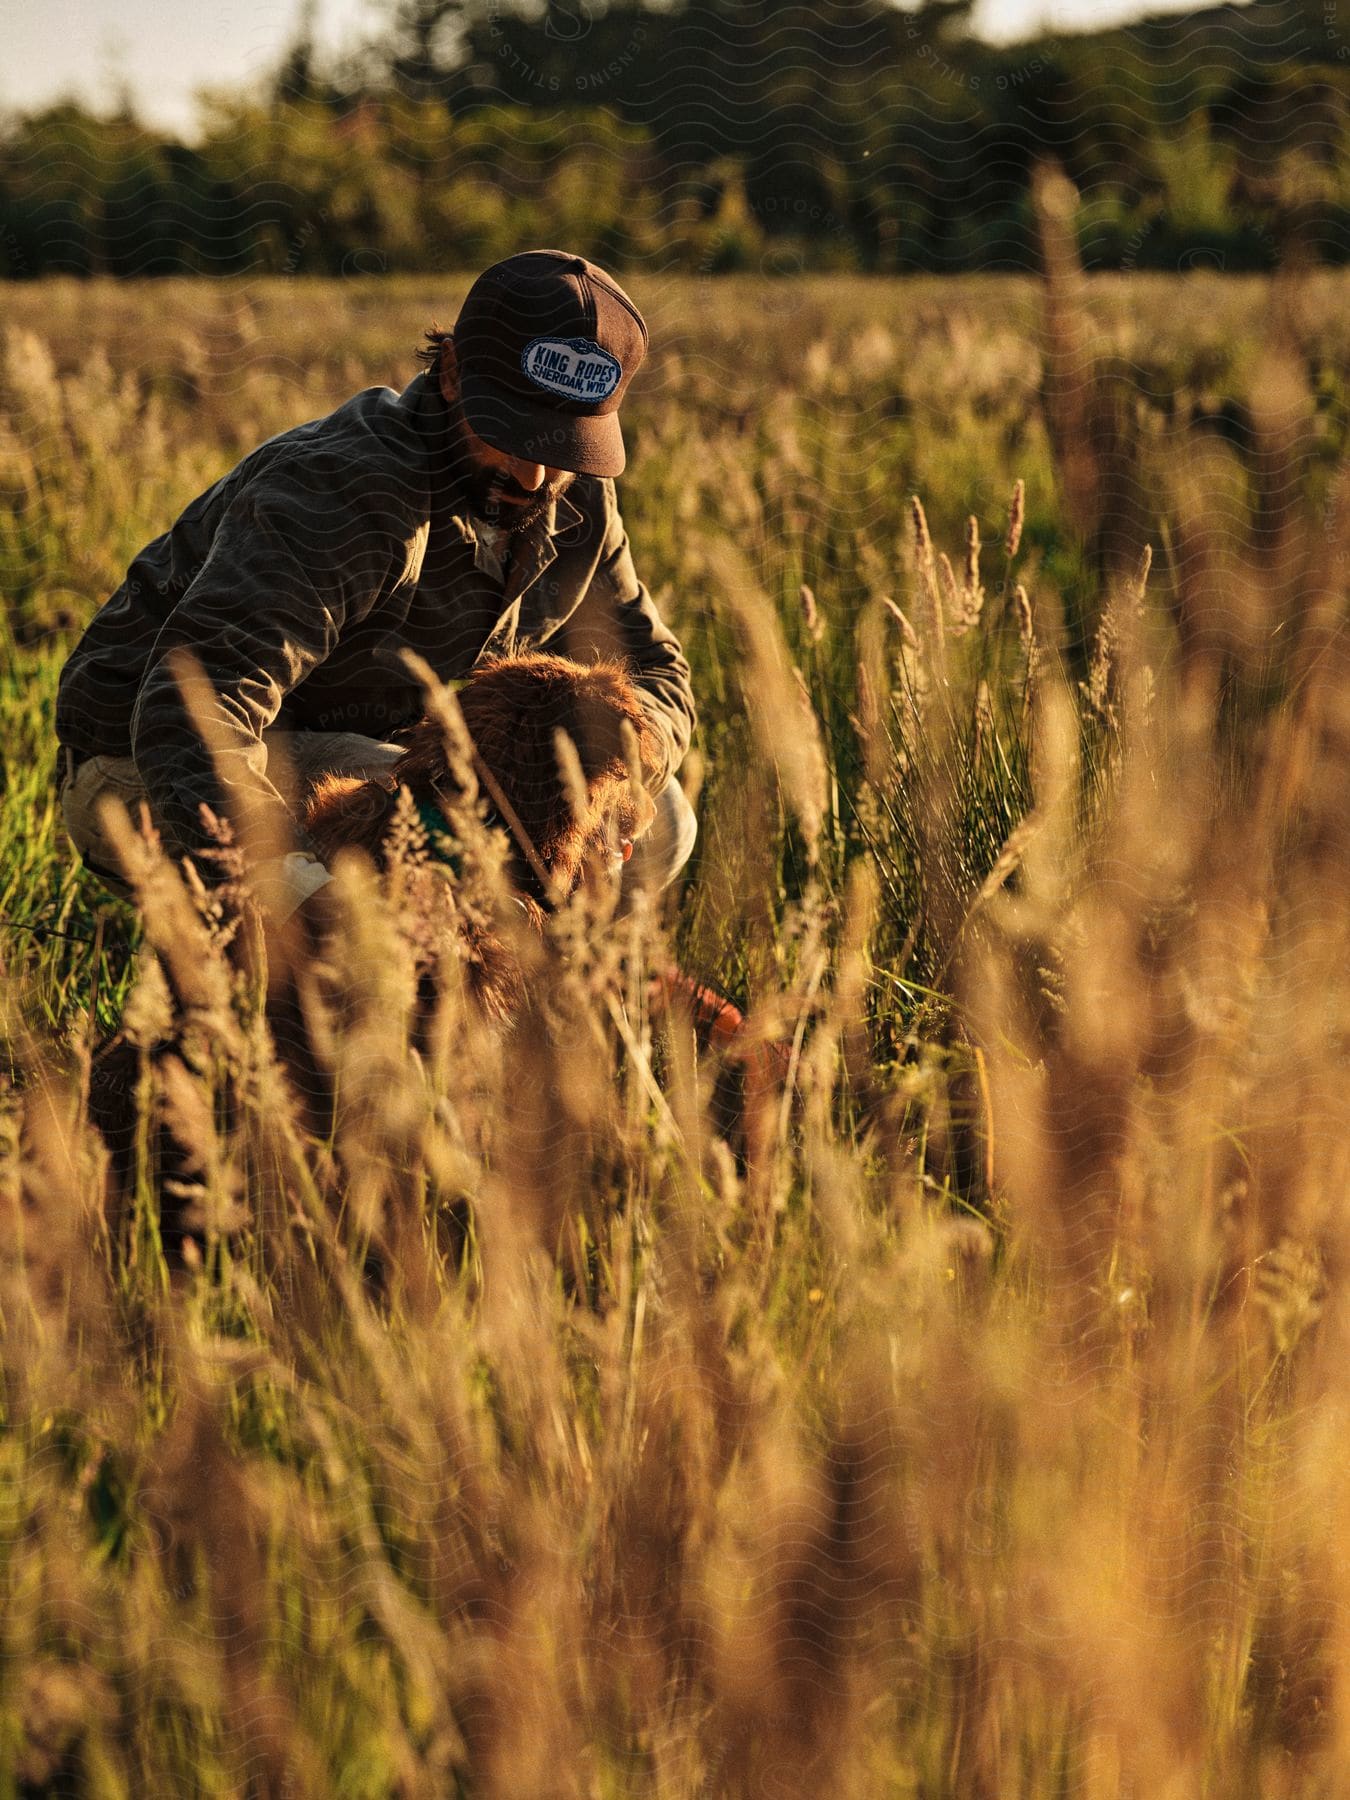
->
[415,798,463,875]
[414,795,533,919]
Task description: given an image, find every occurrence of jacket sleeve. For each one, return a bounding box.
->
[557,481,696,794]
[130,476,405,874]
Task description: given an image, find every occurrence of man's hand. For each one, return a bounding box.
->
[288,881,342,962]
[253,866,342,1142]
[244,852,339,982]
[251,850,334,922]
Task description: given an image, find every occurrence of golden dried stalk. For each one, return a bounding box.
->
[883,596,920,650]
[938,552,960,615]
[799,582,823,644]
[910,494,946,664]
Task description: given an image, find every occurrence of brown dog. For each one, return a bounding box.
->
[89,651,660,1257]
[304,651,658,1015]
[309,652,656,908]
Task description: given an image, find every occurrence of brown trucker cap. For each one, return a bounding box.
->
[451,249,648,478]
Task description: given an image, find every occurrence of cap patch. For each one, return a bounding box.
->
[521,336,622,402]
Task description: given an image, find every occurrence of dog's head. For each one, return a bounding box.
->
[306,652,659,907]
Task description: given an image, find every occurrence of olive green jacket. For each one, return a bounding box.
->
[55,371,694,868]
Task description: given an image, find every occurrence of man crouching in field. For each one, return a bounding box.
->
[54,250,697,937]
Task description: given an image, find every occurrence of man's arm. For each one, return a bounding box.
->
[130,477,409,892]
[557,479,696,794]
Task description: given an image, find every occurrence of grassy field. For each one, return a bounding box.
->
[0,239,1347,1798]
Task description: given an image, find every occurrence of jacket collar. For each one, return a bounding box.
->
[403,368,587,637]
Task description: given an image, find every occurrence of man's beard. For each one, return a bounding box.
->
[445,394,573,535]
[470,468,570,536]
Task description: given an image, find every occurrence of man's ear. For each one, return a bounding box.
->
[437,337,459,406]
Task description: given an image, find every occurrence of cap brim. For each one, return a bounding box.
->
[458,379,626,478]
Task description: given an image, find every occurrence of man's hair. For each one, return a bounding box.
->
[415,326,454,375]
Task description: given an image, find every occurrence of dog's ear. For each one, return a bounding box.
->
[305,774,397,864]
[457,656,629,877]
[545,660,657,788]
[461,690,572,873]
[435,652,662,899]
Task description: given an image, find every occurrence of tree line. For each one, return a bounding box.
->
[4,0,1350,279]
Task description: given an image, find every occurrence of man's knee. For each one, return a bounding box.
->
[59,753,144,898]
[628,778,697,891]
[661,779,699,877]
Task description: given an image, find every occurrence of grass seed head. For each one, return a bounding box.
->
[1013,582,1034,650]
[910,493,935,570]
[1005,478,1025,557]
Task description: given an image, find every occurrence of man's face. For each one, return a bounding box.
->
[438,343,577,534]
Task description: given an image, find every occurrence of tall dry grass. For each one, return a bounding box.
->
[0,236,1348,1795]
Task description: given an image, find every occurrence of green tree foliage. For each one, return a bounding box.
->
[4,0,1350,277]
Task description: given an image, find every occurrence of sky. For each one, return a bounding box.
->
[1,0,1221,139]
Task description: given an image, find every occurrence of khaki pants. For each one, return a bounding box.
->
[58,731,409,899]
[58,735,697,899]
